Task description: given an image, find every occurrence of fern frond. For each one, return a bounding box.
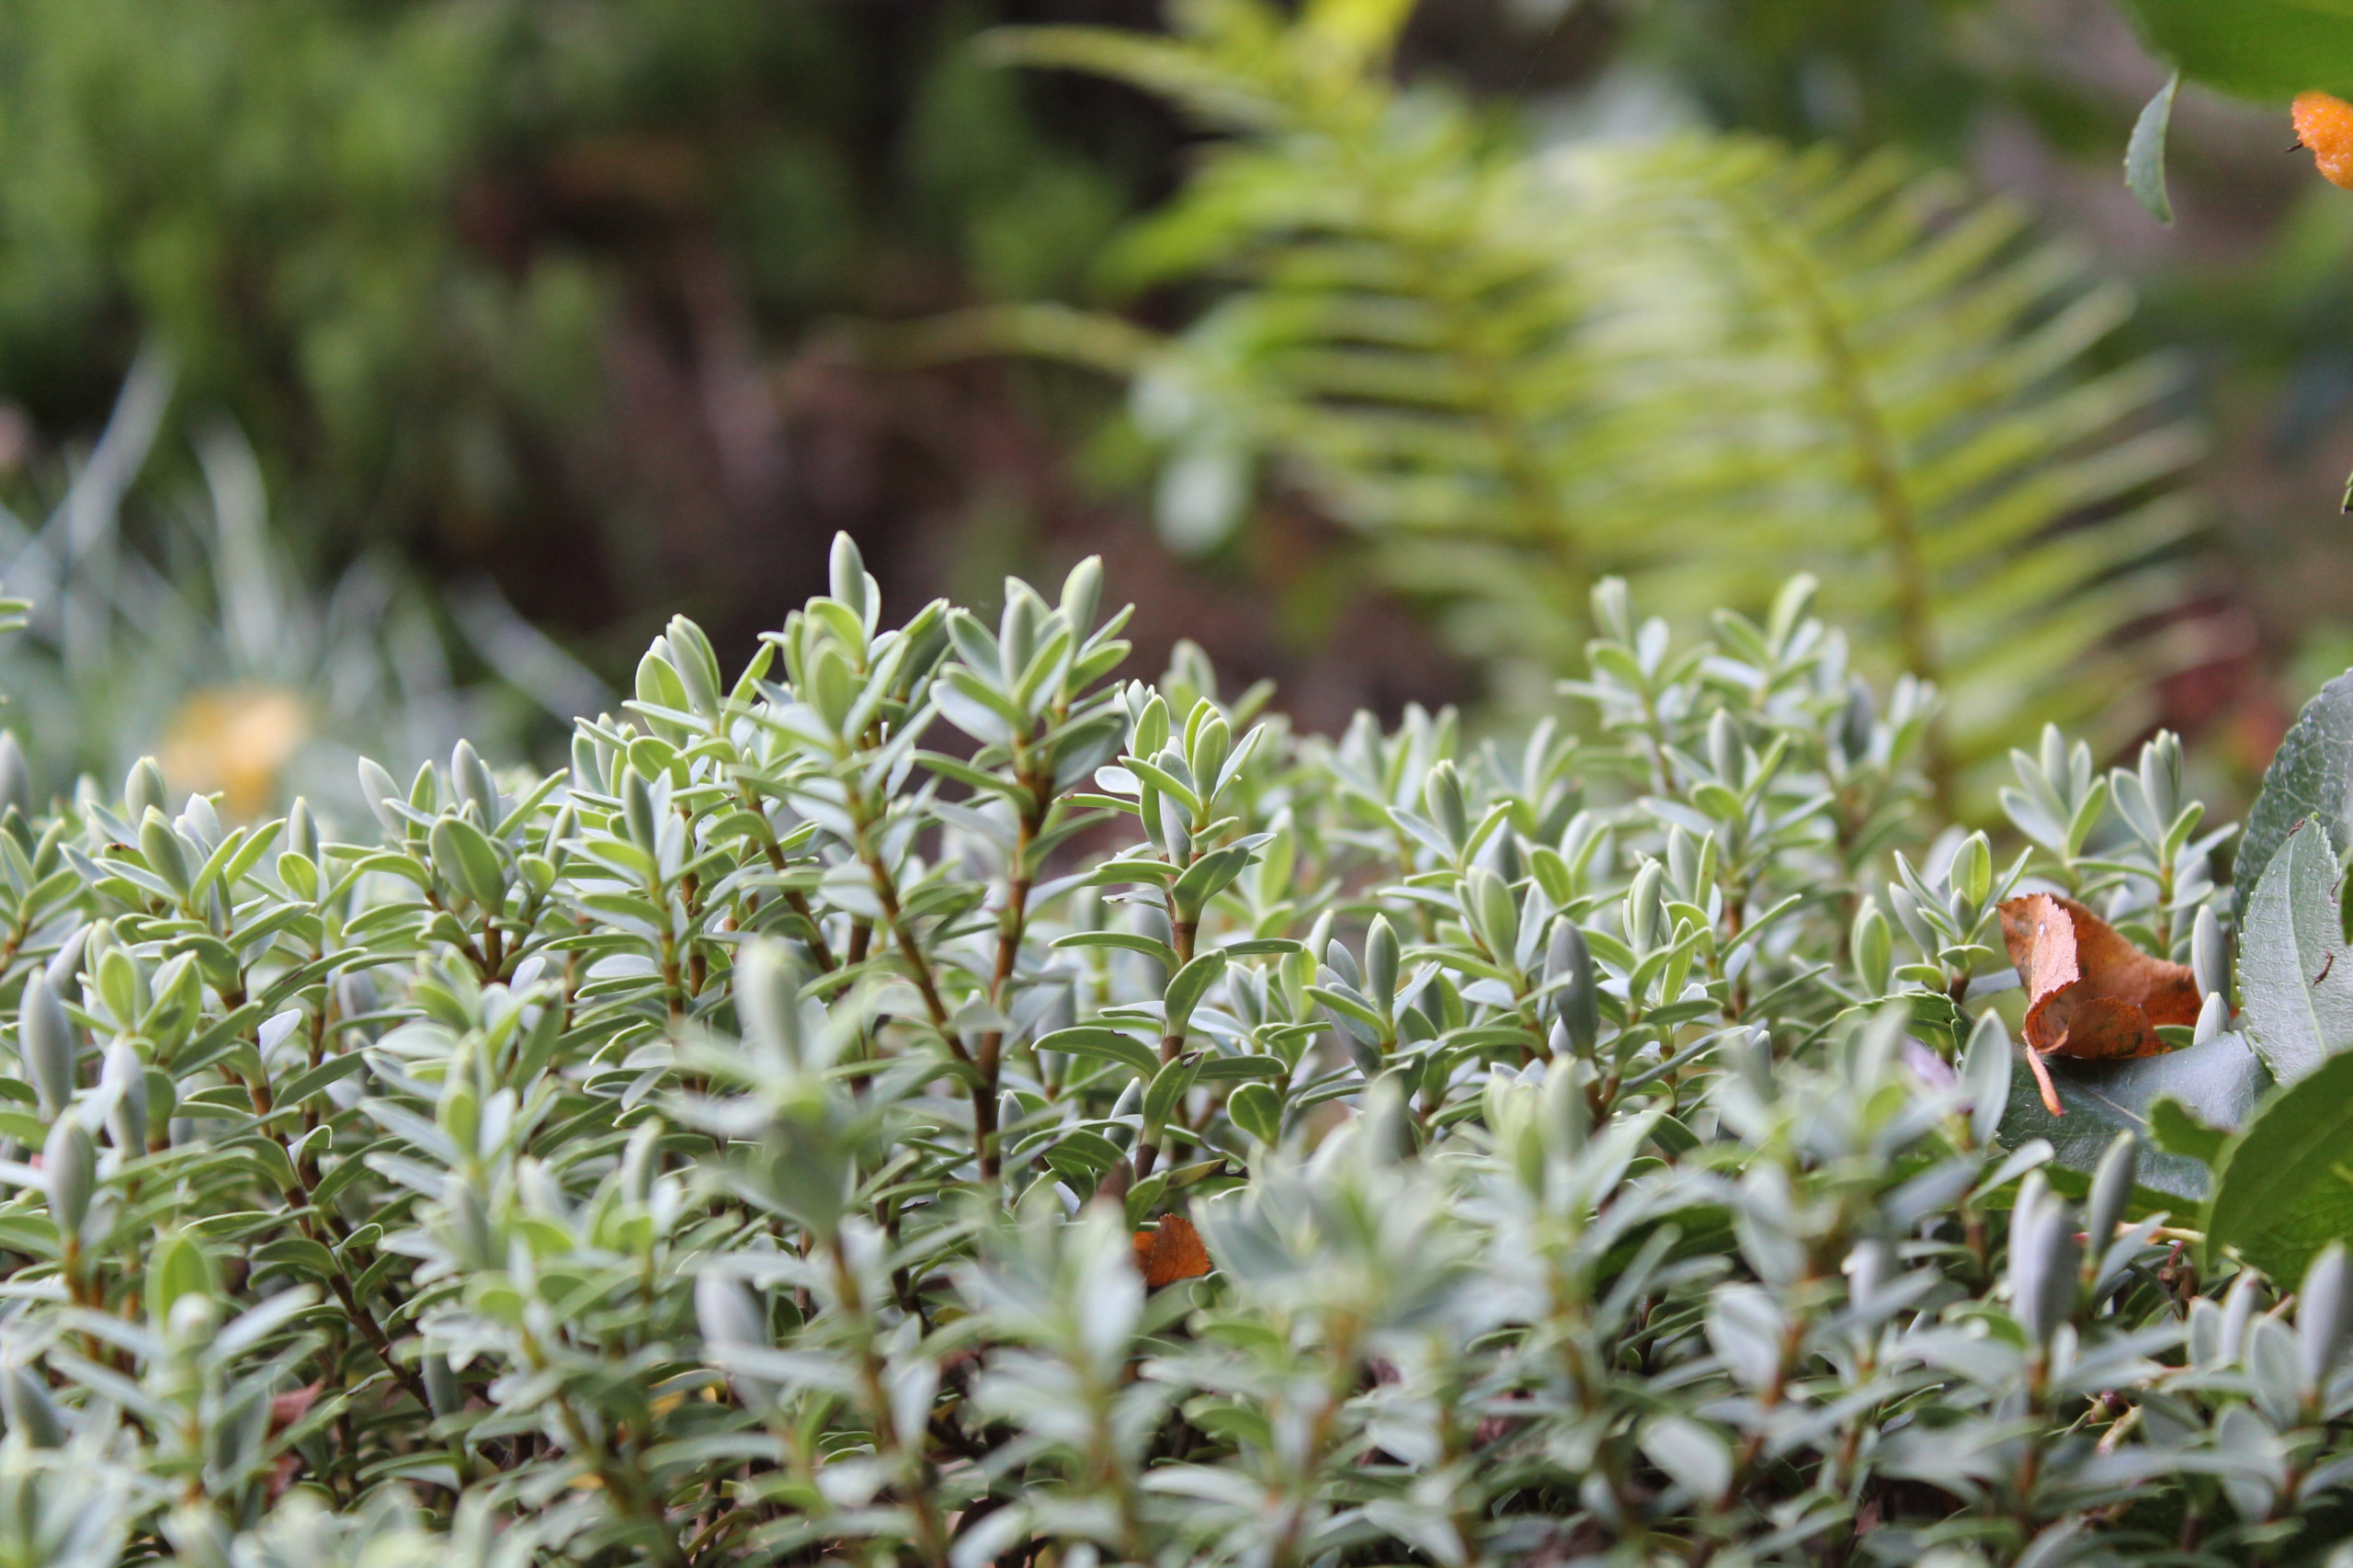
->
[988,1,2203,806]
[1591,142,2201,791]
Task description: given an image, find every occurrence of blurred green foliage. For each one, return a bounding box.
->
[1621,0,1999,153]
[0,0,1133,609]
[970,0,2199,812]
[0,357,602,821]
[0,0,2343,798]
[2120,0,2353,101]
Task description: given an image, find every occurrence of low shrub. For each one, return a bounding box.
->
[0,540,2346,1565]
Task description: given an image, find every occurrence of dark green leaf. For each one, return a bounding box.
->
[2237,819,2353,1083]
[1043,1129,1125,1182]
[1171,844,1256,917]
[2122,0,2353,101]
[2208,1049,2353,1282]
[1033,1027,1159,1075]
[1227,1081,1282,1142]
[2000,1032,2269,1204]
[1163,950,1229,1034]
[2149,1096,2230,1167]
[277,1051,369,1111]
[2236,670,2353,924]
[1192,1053,1287,1082]
[1051,931,1179,971]
[1142,1053,1202,1130]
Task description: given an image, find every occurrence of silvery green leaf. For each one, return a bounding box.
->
[2237,819,2353,1083]
[98,1042,144,1153]
[1707,1284,1785,1392]
[2193,904,2226,1001]
[886,1357,940,1449]
[2085,1133,2137,1256]
[0,1366,61,1449]
[737,939,808,1070]
[1640,1415,1731,1503]
[2007,1175,2078,1346]
[1424,760,1467,851]
[2245,1314,2304,1428]
[1163,950,1228,1036]
[0,733,29,819]
[2124,72,2179,224]
[949,1503,1033,1568]
[1999,1031,2266,1204]
[1961,1008,2009,1149]
[422,1353,464,1421]
[40,926,88,1002]
[429,815,506,909]
[2301,1242,2350,1392]
[18,972,74,1119]
[696,1272,770,1353]
[355,757,404,835]
[41,1115,92,1238]
[115,761,169,837]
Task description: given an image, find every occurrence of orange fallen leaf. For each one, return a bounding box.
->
[1998,892,2200,1117]
[2297,91,2353,191]
[1132,1213,1212,1288]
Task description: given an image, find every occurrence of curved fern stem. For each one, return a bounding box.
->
[1717,182,1953,811]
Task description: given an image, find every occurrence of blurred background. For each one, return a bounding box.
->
[0,0,2336,820]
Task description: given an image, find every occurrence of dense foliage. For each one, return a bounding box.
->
[1,540,2353,1564]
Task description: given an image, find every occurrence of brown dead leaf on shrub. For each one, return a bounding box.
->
[1132,1213,1212,1288]
[267,1381,323,1437]
[1998,892,2201,1117]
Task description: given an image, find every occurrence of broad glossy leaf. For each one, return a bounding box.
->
[2235,668,2353,923]
[2237,819,2353,1083]
[2149,1096,2229,1165]
[2000,1031,2268,1203]
[2208,1049,2353,1281]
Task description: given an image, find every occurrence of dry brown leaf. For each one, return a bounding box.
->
[1997,892,2200,1116]
[1132,1213,1212,1288]
[267,1381,324,1439]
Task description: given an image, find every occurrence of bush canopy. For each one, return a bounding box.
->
[0,546,2346,1564]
